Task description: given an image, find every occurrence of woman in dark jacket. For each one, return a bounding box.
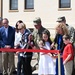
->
[51,23,69,75]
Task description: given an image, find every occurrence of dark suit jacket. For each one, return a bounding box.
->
[0,26,15,48]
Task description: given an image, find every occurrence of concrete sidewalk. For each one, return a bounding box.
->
[15,53,38,75]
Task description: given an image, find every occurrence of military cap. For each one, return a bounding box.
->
[57,16,66,22]
[33,17,41,24]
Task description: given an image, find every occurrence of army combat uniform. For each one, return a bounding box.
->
[32,26,50,48]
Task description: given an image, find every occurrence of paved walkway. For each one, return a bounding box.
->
[15,53,38,75]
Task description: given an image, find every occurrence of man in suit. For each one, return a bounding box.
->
[0,18,15,75]
[0,17,3,75]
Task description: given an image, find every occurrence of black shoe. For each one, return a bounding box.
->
[12,71,17,74]
[0,73,2,75]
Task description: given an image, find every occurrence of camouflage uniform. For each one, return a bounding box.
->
[66,24,75,43]
[32,26,50,49]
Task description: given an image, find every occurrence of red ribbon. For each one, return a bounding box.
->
[0,48,60,54]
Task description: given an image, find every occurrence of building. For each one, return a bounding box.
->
[0,0,2,17]
[0,0,75,37]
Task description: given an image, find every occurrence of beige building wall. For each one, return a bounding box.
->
[0,0,2,17]
[2,0,75,37]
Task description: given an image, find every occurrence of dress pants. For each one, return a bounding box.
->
[0,52,3,74]
[64,60,73,75]
[23,56,32,75]
[17,54,24,75]
[17,54,32,75]
[2,52,15,75]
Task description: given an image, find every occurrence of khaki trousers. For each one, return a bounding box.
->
[2,52,15,75]
[0,52,3,73]
[64,60,73,75]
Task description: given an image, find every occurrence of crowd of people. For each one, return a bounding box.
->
[0,16,75,75]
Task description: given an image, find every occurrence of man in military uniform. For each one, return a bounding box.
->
[32,17,50,71]
[32,17,50,48]
[57,16,75,43]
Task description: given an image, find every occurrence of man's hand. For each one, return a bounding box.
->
[5,45,11,48]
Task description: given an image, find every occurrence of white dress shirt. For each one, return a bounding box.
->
[14,31,22,46]
[5,27,8,37]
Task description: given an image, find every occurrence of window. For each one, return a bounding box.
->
[10,0,18,10]
[25,0,34,9]
[29,28,34,32]
[59,0,71,8]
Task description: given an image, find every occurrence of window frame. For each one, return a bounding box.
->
[24,0,35,12]
[58,0,71,10]
[9,0,18,10]
[24,0,34,9]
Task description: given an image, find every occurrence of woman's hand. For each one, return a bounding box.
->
[16,51,20,55]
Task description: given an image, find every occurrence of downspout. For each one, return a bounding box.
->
[0,0,3,18]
